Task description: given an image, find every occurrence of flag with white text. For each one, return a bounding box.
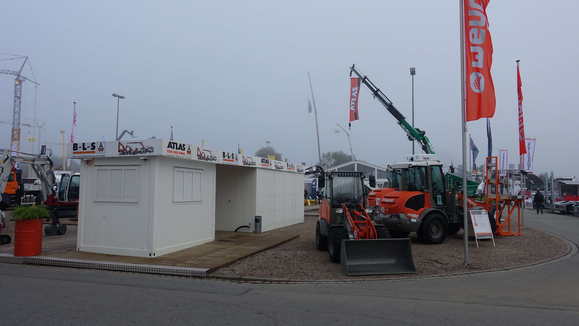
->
[463,0,496,121]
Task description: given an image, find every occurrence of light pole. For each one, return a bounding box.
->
[335,123,355,161]
[266,141,270,148]
[112,93,125,141]
[410,67,416,155]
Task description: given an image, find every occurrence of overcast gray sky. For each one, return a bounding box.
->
[1,1,577,178]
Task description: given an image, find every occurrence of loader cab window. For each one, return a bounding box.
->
[430,166,446,207]
[58,174,70,202]
[401,166,427,192]
[67,175,80,202]
[8,172,14,182]
[331,176,364,207]
[388,170,400,189]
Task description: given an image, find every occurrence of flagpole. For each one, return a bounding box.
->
[308,72,323,165]
[459,0,469,266]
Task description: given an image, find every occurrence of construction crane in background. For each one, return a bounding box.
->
[0,55,40,154]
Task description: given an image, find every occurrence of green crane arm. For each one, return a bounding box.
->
[350,64,435,154]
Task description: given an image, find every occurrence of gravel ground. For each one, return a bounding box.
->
[214,210,568,280]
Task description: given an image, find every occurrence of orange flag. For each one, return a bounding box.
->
[464,0,496,122]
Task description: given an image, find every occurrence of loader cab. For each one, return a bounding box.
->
[57,173,80,203]
[320,172,367,225]
[388,159,447,208]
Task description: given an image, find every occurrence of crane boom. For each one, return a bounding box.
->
[350,64,435,154]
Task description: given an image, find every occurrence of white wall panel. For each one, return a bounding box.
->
[78,157,153,257]
[151,156,216,257]
[256,169,303,232]
[215,165,257,232]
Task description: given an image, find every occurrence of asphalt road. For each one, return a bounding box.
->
[1,210,578,325]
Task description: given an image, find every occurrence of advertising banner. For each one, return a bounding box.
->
[349,77,360,122]
[463,0,496,122]
[196,147,219,162]
[273,160,286,171]
[221,151,239,165]
[71,141,106,158]
[286,162,295,172]
[259,157,272,169]
[523,138,535,173]
[240,154,258,167]
[164,140,193,159]
[499,149,508,176]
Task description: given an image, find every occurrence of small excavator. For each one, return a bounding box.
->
[306,165,416,276]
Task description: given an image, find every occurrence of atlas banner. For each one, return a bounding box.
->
[517,64,527,155]
[523,138,535,173]
[273,160,286,171]
[220,151,238,165]
[260,157,272,168]
[349,77,360,122]
[463,0,496,122]
[240,154,258,167]
[164,140,193,159]
[71,141,106,158]
[499,149,508,176]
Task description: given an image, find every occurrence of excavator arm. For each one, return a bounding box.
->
[350,64,435,154]
[0,149,56,204]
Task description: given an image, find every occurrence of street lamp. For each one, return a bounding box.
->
[112,93,125,141]
[266,141,270,148]
[335,123,355,161]
[410,67,416,155]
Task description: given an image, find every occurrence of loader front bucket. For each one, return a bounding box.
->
[340,238,416,276]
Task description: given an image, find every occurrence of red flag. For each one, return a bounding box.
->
[463,0,496,122]
[349,77,360,122]
[517,64,527,155]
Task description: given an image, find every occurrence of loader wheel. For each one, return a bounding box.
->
[0,234,11,245]
[447,223,462,235]
[315,221,328,251]
[417,213,447,244]
[328,227,347,263]
[389,230,410,238]
[375,226,391,239]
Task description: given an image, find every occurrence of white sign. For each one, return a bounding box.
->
[469,209,496,247]
[240,155,257,167]
[72,141,106,158]
[499,149,508,177]
[164,140,193,159]
[221,151,238,165]
[273,160,286,171]
[523,138,535,173]
[118,141,156,156]
[196,147,218,162]
[259,157,272,168]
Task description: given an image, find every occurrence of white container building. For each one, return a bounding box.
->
[68,139,304,258]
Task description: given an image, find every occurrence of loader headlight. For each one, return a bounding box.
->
[365,208,373,214]
[335,208,344,214]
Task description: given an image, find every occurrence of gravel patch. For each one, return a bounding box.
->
[214,211,568,280]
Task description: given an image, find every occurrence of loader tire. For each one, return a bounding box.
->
[315,221,328,251]
[0,234,11,245]
[56,224,67,235]
[389,230,410,238]
[447,223,462,235]
[417,213,447,244]
[375,226,391,239]
[328,227,347,263]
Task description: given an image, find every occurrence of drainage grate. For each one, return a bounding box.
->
[0,254,207,277]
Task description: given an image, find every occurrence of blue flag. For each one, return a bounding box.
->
[308,99,312,113]
[470,136,479,172]
[487,118,492,157]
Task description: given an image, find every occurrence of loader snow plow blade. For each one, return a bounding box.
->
[340,238,416,276]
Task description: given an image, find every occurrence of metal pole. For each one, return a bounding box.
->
[337,123,355,161]
[116,97,120,141]
[410,67,416,155]
[308,72,322,165]
[459,0,469,266]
